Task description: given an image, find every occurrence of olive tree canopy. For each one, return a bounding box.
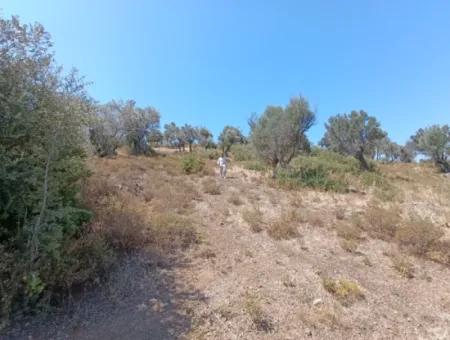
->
[411,125,450,173]
[250,96,315,176]
[320,110,386,170]
[218,126,245,155]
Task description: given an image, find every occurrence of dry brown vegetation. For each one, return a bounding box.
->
[13,152,450,339]
[241,207,264,233]
[202,177,221,195]
[244,292,273,332]
[84,154,201,254]
[322,278,365,306]
[390,254,415,278]
[267,211,301,240]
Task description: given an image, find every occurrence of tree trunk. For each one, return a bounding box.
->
[355,149,369,171]
[31,150,51,262]
[189,143,192,152]
[436,159,450,173]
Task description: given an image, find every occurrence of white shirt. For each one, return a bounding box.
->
[217,157,227,167]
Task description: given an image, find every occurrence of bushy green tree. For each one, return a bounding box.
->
[164,122,186,151]
[250,96,315,176]
[321,110,386,170]
[181,124,198,152]
[89,102,122,157]
[119,100,160,155]
[0,16,96,320]
[411,125,450,172]
[218,126,245,155]
[197,127,213,149]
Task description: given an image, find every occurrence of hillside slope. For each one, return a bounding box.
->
[6,152,450,340]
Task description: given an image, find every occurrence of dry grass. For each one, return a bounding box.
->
[298,305,344,330]
[336,220,363,253]
[307,212,325,228]
[390,254,415,278]
[241,207,264,233]
[336,221,363,241]
[202,177,221,195]
[395,216,444,256]
[228,192,244,206]
[322,278,365,306]
[339,239,359,253]
[85,155,200,253]
[267,211,300,240]
[244,292,273,332]
[364,204,401,241]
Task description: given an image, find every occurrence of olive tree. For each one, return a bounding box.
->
[89,102,122,156]
[120,101,160,155]
[250,96,315,177]
[411,125,450,172]
[218,126,245,155]
[164,122,186,151]
[0,16,94,316]
[197,127,213,149]
[321,110,386,170]
[181,124,198,152]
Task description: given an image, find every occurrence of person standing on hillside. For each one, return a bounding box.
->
[217,154,227,178]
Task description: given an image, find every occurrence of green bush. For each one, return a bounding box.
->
[242,161,268,172]
[0,16,112,324]
[181,154,205,174]
[276,150,383,192]
[231,144,256,161]
[277,165,348,192]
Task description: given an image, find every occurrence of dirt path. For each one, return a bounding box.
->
[4,164,450,339]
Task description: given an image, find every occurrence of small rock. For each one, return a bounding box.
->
[312,298,323,306]
[305,328,313,337]
[137,303,147,311]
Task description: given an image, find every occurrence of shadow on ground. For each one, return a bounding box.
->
[4,251,204,340]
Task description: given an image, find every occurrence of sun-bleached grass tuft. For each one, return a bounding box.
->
[241,207,264,233]
[322,277,365,306]
[267,211,301,240]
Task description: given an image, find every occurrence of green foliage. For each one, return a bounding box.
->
[277,164,347,192]
[119,100,160,155]
[181,154,205,174]
[242,161,268,172]
[411,125,450,172]
[250,96,315,175]
[0,16,110,323]
[218,126,245,154]
[321,110,386,170]
[231,144,257,161]
[275,149,384,192]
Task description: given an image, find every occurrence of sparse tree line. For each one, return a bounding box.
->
[1,15,449,325]
[250,101,449,175]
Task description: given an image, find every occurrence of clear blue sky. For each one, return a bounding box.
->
[2,1,449,144]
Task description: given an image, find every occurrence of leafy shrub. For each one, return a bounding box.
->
[0,16,108,322]
[242,161,268,172]
[181,155,205,174]
[231,144,256,161]
[277,164,347,192]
